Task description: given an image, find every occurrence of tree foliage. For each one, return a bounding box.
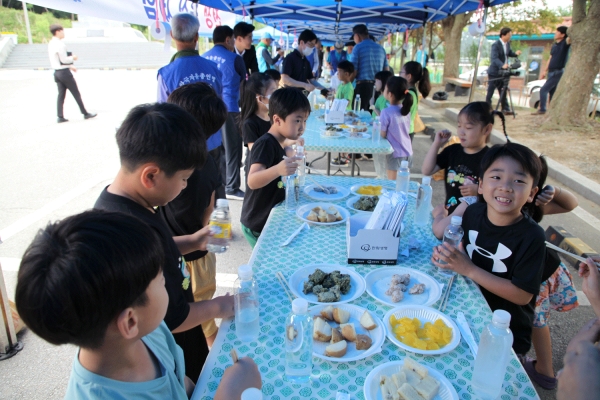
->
[487,1,562,35]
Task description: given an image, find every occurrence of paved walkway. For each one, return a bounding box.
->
[0,69,598,399]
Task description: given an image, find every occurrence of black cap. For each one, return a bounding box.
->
[345,41,356,47]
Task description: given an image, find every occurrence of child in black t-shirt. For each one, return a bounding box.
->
[94,103,234,383]
[240,87,311,247]
[161,82,230,348]
[240,73,278,178]
[432,142,546,357]
[423,102,510,215]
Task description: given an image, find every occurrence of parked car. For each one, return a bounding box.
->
[527,73,599,95]
[526,79,546,95]
[529,81,600,118]
[459,66,487,86]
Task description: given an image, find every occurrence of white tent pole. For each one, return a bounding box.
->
[468,6,488,103]
[421,26,426,66]
[22,2,33,45]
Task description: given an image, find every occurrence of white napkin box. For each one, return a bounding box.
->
[325,109,345,124]
[346,213,400,265]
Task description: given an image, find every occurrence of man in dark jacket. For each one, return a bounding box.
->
[486,27,521,114]
[233,22,258,76]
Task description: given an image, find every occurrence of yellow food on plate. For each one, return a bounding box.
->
[356,185,383,195]
[339,124,349,129]
[389,316,452,350]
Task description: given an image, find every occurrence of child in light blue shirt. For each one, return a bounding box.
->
[15,210,261,400]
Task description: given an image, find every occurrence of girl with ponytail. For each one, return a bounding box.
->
[379,76,413,180]
[400,61,432,141]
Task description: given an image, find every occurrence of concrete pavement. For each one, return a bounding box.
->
[1,69,598,399]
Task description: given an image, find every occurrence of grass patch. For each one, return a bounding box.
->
[0,7,72,44]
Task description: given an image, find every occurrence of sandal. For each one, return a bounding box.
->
[524,358,557,390]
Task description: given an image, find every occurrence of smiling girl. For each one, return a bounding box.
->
[422,101,507,214]
[432,142,547,359]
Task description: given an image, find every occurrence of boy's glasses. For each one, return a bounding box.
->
[257,94,272,100]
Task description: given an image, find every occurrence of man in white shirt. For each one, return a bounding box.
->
[48,24,96,123]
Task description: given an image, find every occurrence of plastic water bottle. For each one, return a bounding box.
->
[414,176,432,226]
[472,310,514,400]
[206,199,231,253]
[395,160,410,193]
[354,94,361,113]
[296,146,306,187]
[285,172,299,212]
[241,388,262,400]
[285,298,313,383]
[234,264,260,343]
[438,216,464,276]
[372,116,381,144]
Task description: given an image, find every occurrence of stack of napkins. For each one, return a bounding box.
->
[364,192,408,237]
[329,99,348,112]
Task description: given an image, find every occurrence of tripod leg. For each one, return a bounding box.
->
[507,88,516,119]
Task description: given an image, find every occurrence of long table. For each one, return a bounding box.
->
[303,114,393,177]
[192,176,540,400]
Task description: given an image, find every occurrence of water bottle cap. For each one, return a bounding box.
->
[450,216,462,226]
[216,199,229,208]
[422,176,431,185]
[238,264,253,280]
[296,145,304,154]
[492,309,511,325]
[400,160,409,168]
[241,387,263,400]
[292,298,308,314]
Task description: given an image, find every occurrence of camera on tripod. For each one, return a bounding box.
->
[499,58,522,78]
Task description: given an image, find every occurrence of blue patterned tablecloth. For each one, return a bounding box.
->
[303,115,393,155]
[192,176,540,400]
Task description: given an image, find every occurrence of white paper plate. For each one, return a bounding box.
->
[310,303,385,362]
[350,184,394,196]
[364,267,442,307]
[288,264,366,305]
[347,132,371,140]
[383,306,461,355]
[320,132,345,139]
[296,203,350,226]
[304,184,350,201]
[346,195,378,213]
[363,360,459,400]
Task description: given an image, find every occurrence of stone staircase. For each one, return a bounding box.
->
[1,42,175,69]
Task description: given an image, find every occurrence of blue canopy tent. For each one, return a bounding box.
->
[194,0,509,40]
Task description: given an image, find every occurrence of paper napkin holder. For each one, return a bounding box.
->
[325,109,344,124]
[346,213,400,265]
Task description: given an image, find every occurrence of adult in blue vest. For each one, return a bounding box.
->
[157,13,224,197]
[202,25,247,201]
[257,32,285,72]
[326,41,348,74]
[157,14,223,149]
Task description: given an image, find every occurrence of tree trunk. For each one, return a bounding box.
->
[441,14,471,78]
[544,0,600,128]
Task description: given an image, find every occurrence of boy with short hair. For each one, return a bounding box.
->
[264,68,281,87]
[15,211,261,399]
[161,82,228,347]
[16,211,190,398]
[240,88,311,247]
[335,60,355,110]
[94,103,234,383]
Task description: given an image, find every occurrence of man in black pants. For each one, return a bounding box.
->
[532,26,571,115]
[485,27,521,115]
[48,24,96,123]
